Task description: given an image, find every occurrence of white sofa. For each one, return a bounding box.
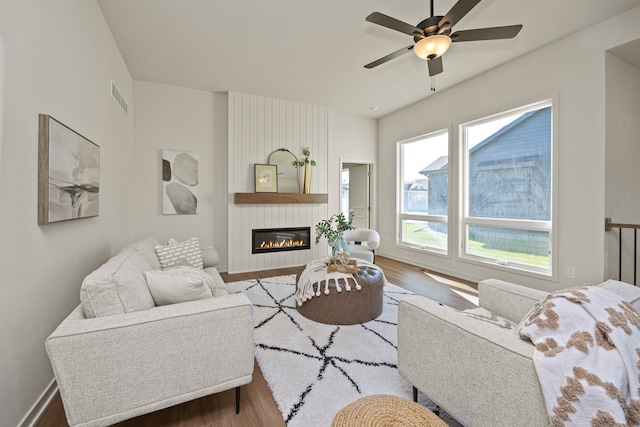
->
[46,238,254,427]
[398,278,640,426]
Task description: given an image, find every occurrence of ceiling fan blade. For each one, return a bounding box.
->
[366,12,424,37]
[451,25,523,42]
[427,56,444,76]
[438,0,482,33]
[364,45,414,69]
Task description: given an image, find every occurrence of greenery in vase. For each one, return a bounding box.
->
[292,147,317,168]
[315,211,355,244]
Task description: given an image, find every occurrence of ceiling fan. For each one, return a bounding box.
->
[364,0,523,78]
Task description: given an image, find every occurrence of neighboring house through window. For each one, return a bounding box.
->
[400,100,554,276]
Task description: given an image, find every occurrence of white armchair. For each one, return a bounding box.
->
[45,239,255,427]
[397,278,640,426]
[342,228,380,263]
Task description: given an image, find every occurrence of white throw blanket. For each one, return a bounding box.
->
[520,286,640,426]
[295,256,387,306]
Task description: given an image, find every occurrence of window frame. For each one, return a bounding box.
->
[458,98,557,278]
[396,128,450,256]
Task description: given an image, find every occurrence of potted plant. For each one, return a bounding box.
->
[315,211,355,245]
[292,147,316,193]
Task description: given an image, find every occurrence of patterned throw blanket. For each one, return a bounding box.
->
[295,257,386,306]
[520,286,640,426]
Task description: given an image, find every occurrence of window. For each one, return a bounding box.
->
[461,101,553,273]
[398,130,449,253]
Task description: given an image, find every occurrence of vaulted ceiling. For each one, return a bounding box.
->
[98,0,640,118]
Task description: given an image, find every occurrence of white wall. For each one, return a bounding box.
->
[0,1,133,426]
[132,81,229,269]
[605,52,640,282]
[0,35,5,171]
[327,111,377,227]
[377,6,640,292]
[132,88,377,274]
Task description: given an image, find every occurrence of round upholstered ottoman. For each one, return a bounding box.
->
[331,394,447,427]
[296,264,384,325]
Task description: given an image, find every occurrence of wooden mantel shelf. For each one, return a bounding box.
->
[234,192,328,204]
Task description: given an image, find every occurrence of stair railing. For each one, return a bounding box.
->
[605,218,640,285]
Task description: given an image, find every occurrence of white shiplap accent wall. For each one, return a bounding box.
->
[228,92,329,273]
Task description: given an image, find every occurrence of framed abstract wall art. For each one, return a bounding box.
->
[38,115,100,225]
[162,149,198,214]
[255,164,278,193]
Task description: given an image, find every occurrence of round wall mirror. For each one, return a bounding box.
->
[269,149,300,193]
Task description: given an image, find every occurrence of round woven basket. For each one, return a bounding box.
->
[331,394,447,427]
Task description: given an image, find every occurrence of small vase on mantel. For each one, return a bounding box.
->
[294,148,315,193]
[303,163,311,193]
[332,231,350,266]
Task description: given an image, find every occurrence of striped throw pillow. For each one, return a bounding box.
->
[155,237,204,269]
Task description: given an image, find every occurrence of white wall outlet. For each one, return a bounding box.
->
[566,266,576,279]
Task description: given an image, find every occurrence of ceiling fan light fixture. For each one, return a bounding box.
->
[413,34,452,60]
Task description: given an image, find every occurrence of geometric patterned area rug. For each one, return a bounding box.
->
[226,275,462,427]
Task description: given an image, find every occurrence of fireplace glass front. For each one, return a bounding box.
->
[252,227,311,254]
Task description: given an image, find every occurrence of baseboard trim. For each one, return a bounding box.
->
[18,378,58,427]
[376,251,482,285]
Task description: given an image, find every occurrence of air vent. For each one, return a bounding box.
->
[110,80,128,115]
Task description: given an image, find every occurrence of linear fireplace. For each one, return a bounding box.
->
[252,227,311,254]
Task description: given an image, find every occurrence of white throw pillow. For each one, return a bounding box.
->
[595,279,640,310]
[144,268,213,306]
[168,266,216,295]
[155,237,203,269]
[201,247,220,268]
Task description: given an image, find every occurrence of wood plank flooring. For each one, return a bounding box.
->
[35,256,477,427]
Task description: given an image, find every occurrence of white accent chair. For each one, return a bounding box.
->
[342,228,380,263]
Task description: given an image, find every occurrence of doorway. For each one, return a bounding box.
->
[340,160,373,229]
